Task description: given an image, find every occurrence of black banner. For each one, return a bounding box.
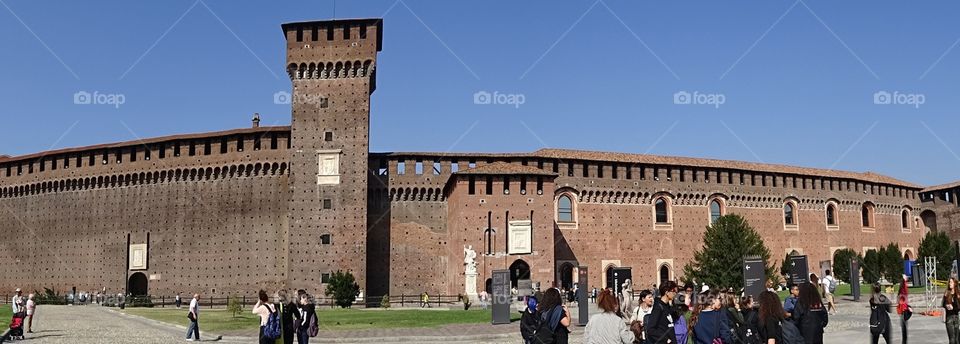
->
[850,259,861,302]
[491,270,511,325]
[790,255,810,285]
[743,256,766,299]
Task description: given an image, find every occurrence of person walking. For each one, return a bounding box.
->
[897,274,912,344]
[792,283,828,344]
[758,291,785,344]
[293,292,316,344]
[254,290,279,344]
[519,296,538,344]
[944,278,960,344]
[869,283,892,344]
[185,293,200,341]
[533,288,571,344]
[25,293,35,334]
[689,290,732,344]
[783,285,799,318]
[175,292,182,309]
[11,288,24,314]
[585,289,634,344]
[645,281,679,344]
[819,270,837,315]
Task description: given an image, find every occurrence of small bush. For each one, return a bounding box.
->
[833,248,862,284]
[324,271,360,308]
[227,296,243,317]
[380,295,391,309]
[863,249,881,284]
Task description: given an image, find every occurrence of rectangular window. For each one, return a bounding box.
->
[51,158,57,170]
[468,175,476,195]
[343,24,351,39]
[270,134,278,149]
[202,141,210,155]
[397,162,405,175]
[237,137,244,152]
[311,26,318,41]
[626,166,633,180]
[326,24,334,40]
[415,161,424,175]
[320,234,331,245]
[102,151,109,165]
[321,273,331,284]
[220,138,228,154]
[188,142,195,156]
[583,163,589,178]
[597,164,604,178]
[115,149,123,164]
[174,143,181,157]
[144,148,151,161]
[39,160,44,172]
[159,143,166,159]
[536,177,543,194]
[567,163,574,177]
[360,25,367,39]
[485,176,493,195]
[451,162,459,173]
[433,161,441,175]
[89,153,96,166]
[253,136,261,151]
[503,176,511,194]
[324,132,333,141]
[612,165,618,179]
[296,27,303,42]
[129,148,137,162]
[322,199,332,209]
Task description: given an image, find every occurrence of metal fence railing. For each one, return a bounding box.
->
[0,294,467,309]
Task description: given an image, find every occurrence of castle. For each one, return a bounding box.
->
[0,18,955,299]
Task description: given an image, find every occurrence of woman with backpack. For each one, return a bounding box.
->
[791,283,828,344]
[869,283,892,344]
[944,278,960,344]
[520,296,538,344]
[293,292,317,344]
[690,290,732,344]
[534,288,571,344]
[253,290,281,344]
[757,291,785,344]
[585,289,634,344]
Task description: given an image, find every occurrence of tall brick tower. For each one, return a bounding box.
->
[282,19,382,291]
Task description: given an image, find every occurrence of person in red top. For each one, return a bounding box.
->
[897,274,912,344]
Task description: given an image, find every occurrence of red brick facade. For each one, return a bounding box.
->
[0,18,943,298]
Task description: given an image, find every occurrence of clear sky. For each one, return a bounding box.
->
[1,1,958,186]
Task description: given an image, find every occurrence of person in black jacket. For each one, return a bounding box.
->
[645,280,679,344]
[869,283,892,344]
[277,289,296,344]
[292,291,316,344]
[792,283,828,344]
[519,296,538,344]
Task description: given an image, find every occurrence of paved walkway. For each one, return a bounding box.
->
[9,296,955,343]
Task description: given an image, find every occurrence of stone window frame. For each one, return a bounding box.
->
[707,195,726,225]
[783,198,799,231]
[825,200,840,231]
[652,193,674,231]
[861,202,876,232]
[555,188,579,229]
[316,149,342,185]
[901,207,912,233]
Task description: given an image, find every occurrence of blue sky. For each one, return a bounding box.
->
[1,1,958,186]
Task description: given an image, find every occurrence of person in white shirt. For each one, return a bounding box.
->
[11,288,24,314]
[185,293,200,341]
[820,270,837,315]
[25,294,36,333]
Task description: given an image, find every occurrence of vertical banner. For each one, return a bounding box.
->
[743,256,766,300]
[491,270,511,325]
[790,255,810,286]
[578,266,589,326]
[850,259,861,302]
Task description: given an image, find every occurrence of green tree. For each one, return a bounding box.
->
[832,248,862,284]
[227,295,242,318]
[324,271,361,308]
[919,230,957,280]
[682,214,774,290]
[863,249,881,284]
[882,243,904,282]
[780,253,792,279]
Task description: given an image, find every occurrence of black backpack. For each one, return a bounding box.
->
[735,310,761,344]
[532,308,558,344]
[870,296,890,335]
[780,319,805,344]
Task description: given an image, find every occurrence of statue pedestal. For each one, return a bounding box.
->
[465,272,479,302]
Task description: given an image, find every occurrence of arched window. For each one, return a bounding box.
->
[557,195,574,222]
[862,203,874,228]
[655,198,669,223]
[902,209,910,229]
[709,199,723,224]
[826,204,837,226]
[784,202,796,225]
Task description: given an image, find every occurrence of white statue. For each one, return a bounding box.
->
[463,245,478,275]
[621,279,634,315]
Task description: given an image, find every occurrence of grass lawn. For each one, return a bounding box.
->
[0,306,10,327]
[776,283,927,301]
[122,307,520,333]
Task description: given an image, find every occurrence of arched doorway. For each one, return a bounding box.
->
[559,263,575,289]
[921,210,938,232]
[509,260,530,289]
[485,278,493,294]
[659,264,670,285]
[128,272,148,296]
[904,250,914,261]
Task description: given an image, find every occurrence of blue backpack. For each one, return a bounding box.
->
[262,304,282,340]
